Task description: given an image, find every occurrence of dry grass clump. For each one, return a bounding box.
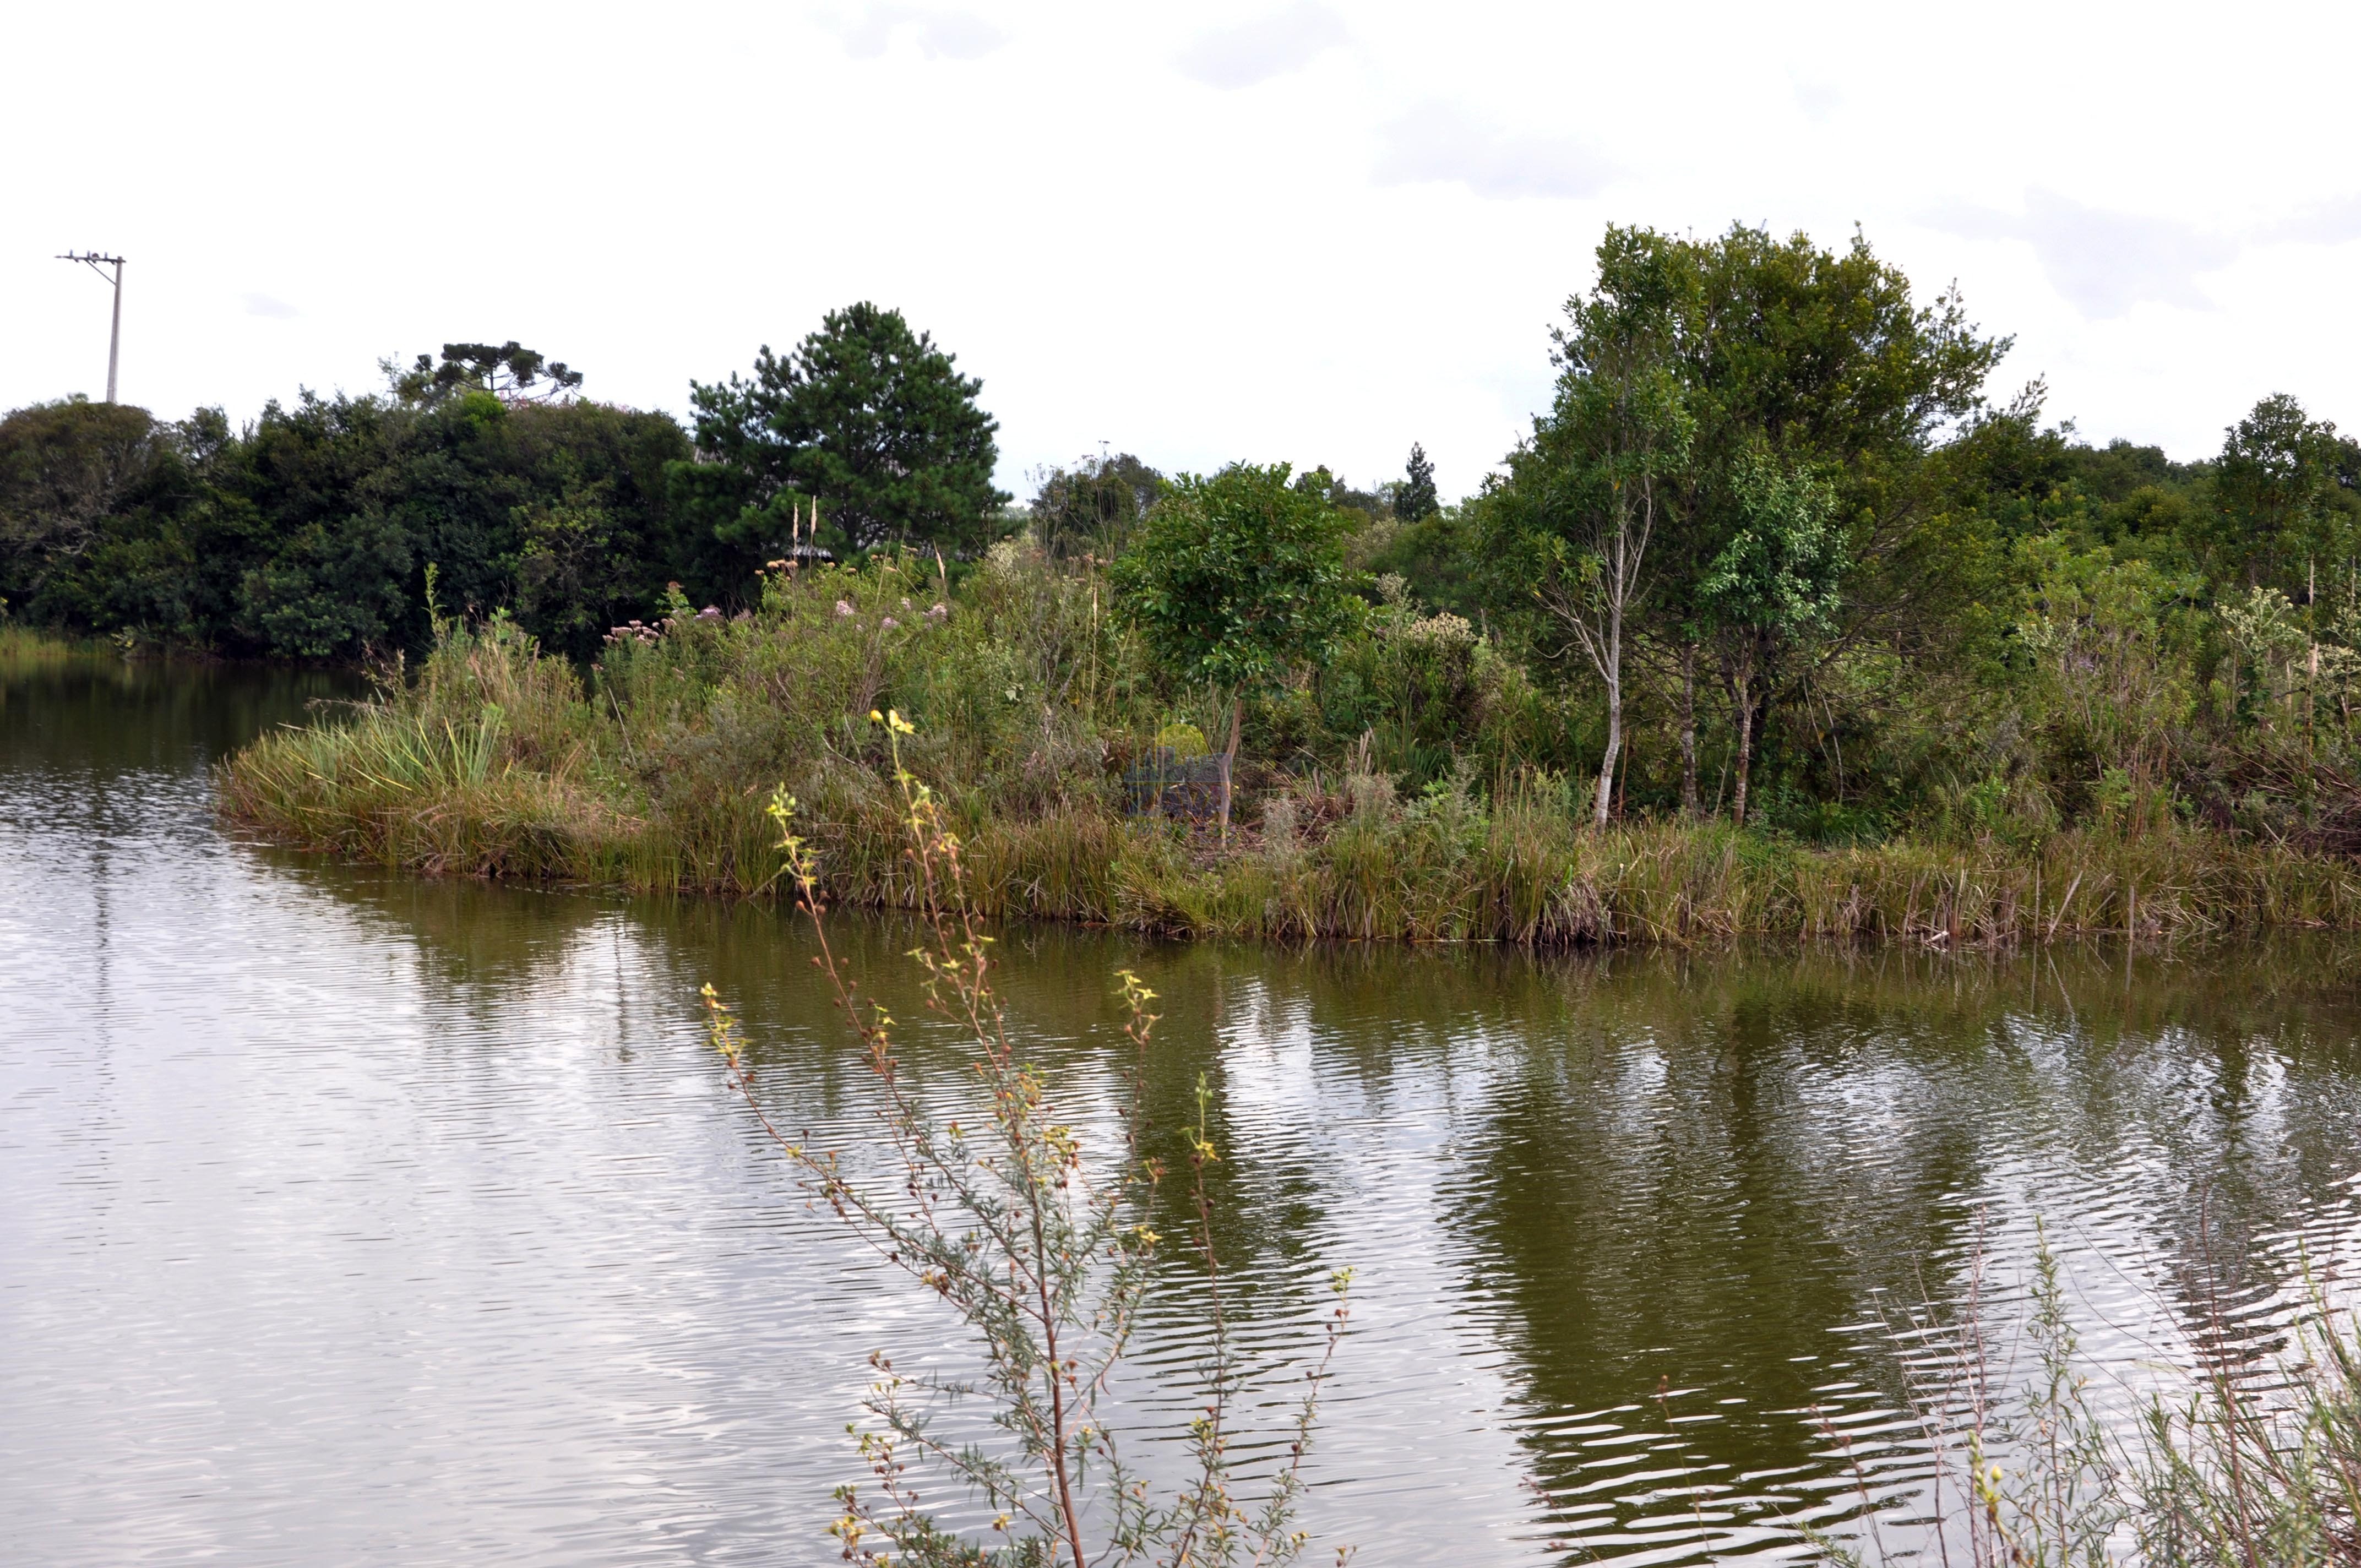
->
[219,552,2361,947]
[0,623,89,673]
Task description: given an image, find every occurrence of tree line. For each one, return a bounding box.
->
[12,222,2361,847]
[0,311,1007,660]
[1387,227,2361,837]
[1050,226,2360,841]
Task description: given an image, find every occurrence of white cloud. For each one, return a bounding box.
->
[1176,3,1348,89]
[242,293,298,320]
[1788,75,1842,125]
[9,2,2361,486]
[2265,193,2361,247]
[840,4,1006,61]
[1936,190,2239,318]
[1374,101,1611,202]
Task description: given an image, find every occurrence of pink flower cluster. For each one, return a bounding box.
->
[604,618,662,648]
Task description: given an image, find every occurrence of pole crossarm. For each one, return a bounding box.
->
[55,251,127,403]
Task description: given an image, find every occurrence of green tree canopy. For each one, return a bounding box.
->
[0,360,695,660]
[1478,225,1696,821]
[1111,461,1361,700]
[1467,222,2007,820]
[1029,451,1165,559]
[2195,393,2360,592]
[688,303,1008,555]
[395,342,584,405]
[0,399,186,613]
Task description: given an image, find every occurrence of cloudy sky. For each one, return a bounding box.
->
[8,1,2358,503]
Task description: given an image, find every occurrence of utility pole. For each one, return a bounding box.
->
[57,252,126,403]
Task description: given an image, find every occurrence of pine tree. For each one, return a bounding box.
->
[1398,442,1439,520]
[687,303,1008,554]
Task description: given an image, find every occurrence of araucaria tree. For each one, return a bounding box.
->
[393,341,584,405]
[1111,462,1361,824]
[688,302,1008,555]
[1483,230,1695,826]
[1397,443,1439,522]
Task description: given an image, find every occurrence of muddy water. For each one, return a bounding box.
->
[7,658,2361,1565]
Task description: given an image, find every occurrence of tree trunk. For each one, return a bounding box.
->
[1593,666,1619,829]
[1677,641,1700,819]
[1727,656,1756,829]
[1219,694,1242,840]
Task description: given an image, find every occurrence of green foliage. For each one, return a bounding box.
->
[13,214,2354,915]
[393,341,584,405]
[1110,462,1362,698]
[1027,451,1165,560]
[1312,598,1543,787]
[1678,221,2009,658]
[1365,502,1483,617]
[0,399,195,624]
[218,538,2361,951]
[1481,224,1695,650]
[1701,450,1846,644]
[0,351,698,660]
[1397,442,1438,521]
[2194,391,2360,589]
[688,302,1009,555]
[2014,536,2196,788]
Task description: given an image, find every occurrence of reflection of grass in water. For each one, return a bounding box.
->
[222,717,2361,1560]
[1823,1224,2361,1567]
[702,719,1352,1566]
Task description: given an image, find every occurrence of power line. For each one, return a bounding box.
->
[57,251,126,404]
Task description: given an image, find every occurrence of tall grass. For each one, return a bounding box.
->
[1831,1228,2361,1567]
[0,623,89,673]
[219,554,2361,946]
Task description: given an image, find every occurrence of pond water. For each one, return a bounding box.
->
[7,660,2361,1566]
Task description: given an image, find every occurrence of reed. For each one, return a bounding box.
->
[0,624,90,673]
[217,558,2361,948]
[1826,1227,2361,1568]
[225,717,2361,945]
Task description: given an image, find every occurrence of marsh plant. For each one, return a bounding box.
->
[219,552,2361,948]
[1828,1222,2361,1568]
[701,711,1351,1567]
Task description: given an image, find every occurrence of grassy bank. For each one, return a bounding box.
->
[217,550,2361,946]
[0,623,91,673]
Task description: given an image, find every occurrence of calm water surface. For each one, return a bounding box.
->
[7,660,2361,1566]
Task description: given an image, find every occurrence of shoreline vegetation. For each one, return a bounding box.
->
[212,563,2361,948]
[0,623,90,673]
[9,222,2361,949]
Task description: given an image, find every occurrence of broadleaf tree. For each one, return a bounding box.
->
[1111,461,1361,825]
[1699,450,1846,825]
[1029,451,1165,560]
[2197,393,2360,595]
[1482,228,1696,826]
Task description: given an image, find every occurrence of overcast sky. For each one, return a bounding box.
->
[8,1,2358,503]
